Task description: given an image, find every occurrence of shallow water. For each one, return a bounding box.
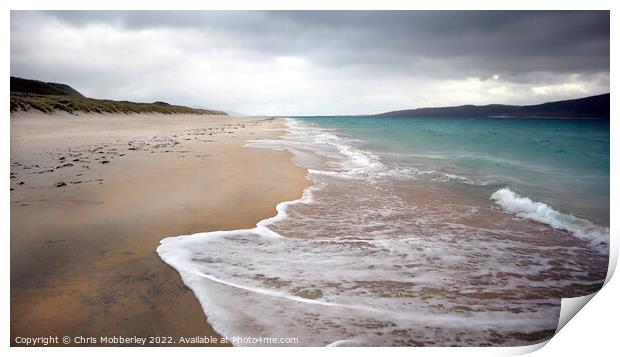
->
[157,117,609,346]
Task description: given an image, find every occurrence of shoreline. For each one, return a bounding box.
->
[154,117,608,346]
[11,112,609,346]
[10,112,310,346]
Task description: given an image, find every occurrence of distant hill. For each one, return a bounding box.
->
[10,76,227,115]
[376,93,610,119]
[11,76,85,97]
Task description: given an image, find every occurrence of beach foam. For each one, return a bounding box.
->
[157,118,608,346]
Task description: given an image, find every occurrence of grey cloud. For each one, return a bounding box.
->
[10,11,610,115]
[36,10,609,75]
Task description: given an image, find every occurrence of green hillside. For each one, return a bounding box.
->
[10,77,226,115]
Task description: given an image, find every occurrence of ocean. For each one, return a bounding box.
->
[157,116,609,346]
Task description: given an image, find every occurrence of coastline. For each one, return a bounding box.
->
[10,112,309,346]
[153,117,608,346]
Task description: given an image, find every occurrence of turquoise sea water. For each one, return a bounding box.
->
[296,116,610,226]
[158,116,609,346]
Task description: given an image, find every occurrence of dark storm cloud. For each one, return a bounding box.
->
[38,10,609,76]
[10,11,610,115]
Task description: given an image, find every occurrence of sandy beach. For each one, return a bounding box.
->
[10,112,309,346]
[8,10,612,349]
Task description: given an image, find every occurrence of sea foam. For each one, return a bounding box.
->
[490,187,609,253]
[157,118,608,346]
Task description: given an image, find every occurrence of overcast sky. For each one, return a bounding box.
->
[10,11,610,115]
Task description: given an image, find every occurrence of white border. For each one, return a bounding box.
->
[3,1,617,357]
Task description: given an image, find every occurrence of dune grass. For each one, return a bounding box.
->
[10,93,227,115]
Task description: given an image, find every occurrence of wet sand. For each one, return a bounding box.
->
[10,112,309,346]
